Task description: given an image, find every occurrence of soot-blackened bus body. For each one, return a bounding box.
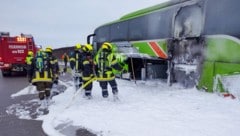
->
[88,0,240,93]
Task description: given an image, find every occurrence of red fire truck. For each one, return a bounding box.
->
[0,32,38,77]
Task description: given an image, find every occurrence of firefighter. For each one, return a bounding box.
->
[82,44,94,99]
[30,49,55,109]
[61,52,69,73]
[94,42,123,99]
[25,50,34,83]
[45,46,59,85]
[69,43,84,90]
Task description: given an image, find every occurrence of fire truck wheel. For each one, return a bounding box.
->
[2,70,11,77]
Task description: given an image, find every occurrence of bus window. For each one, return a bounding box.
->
[204,0,240,38]
[110,21,128,41]
[95,26,110,43]
[174,4,203,38]
[129,16,147,41]
[147,9,172,39]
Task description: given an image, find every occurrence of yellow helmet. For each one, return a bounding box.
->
[101,42,112,50]
[28,51,33,56]
[45,46,53,53]
[83,44,93,52]
[75,43,81,50]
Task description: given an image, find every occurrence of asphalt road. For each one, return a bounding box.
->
[0,71,97,136]
[0,72,46,136]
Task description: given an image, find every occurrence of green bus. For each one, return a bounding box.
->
[87,0,240,94]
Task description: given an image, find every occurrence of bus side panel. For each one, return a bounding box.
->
[131,40,168,59]
[197,61,214,92]
[198,36,240,92]
[205,36,240,62]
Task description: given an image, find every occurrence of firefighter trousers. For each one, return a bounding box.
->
[35,82,52,100]
[99,79,118,97]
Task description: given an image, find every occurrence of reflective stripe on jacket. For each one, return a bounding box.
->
[30,57,54,83]
[82,53,94,81]
[94,49,118,81]
[31,71,53,83]
[69,51,83,72]
[25,56,33,65]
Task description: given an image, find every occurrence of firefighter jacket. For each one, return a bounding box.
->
[46,53,59,75]
[94,49,122,81]
[25,55,33,70]
[25,55,33,65]
[30,56,54,83]
[82,52,94,81]
[69,51,83,73]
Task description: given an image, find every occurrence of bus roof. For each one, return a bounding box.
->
[120,0,187,20]
[96,0,190,29]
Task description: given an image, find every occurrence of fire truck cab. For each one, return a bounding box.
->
[0,32,38,77]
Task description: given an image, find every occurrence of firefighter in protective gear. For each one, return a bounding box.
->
[70,43,84,89]
[45,46,59,85]
[82,44,94,98]
[30,50,56,108]
[94,42,123,98]
[25,51,34,83]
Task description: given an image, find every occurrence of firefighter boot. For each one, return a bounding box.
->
[84,90,92,99]
[102,89,109,98]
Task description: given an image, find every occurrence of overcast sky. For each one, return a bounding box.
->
[0,0,169,49]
